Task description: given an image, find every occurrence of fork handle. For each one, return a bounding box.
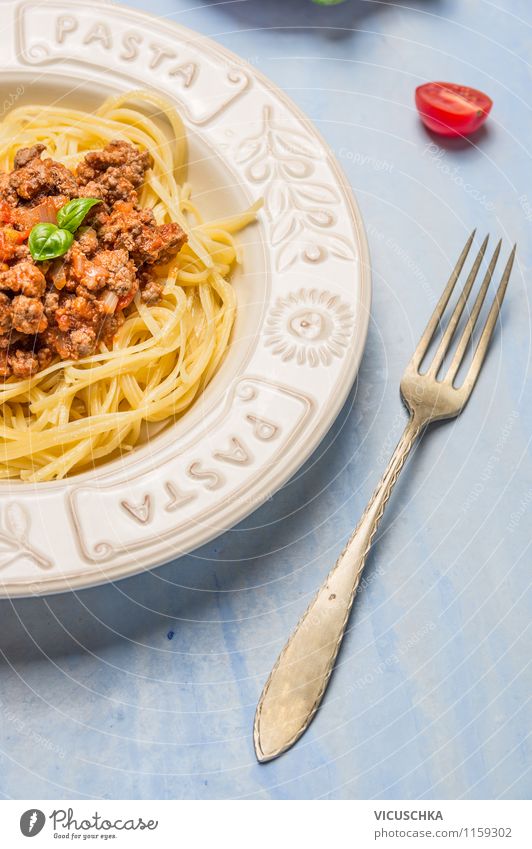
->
[254,413,424,762]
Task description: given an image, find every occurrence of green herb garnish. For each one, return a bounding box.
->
[29,224,74,262]
[56,197,102,233]
[28,197,101,261]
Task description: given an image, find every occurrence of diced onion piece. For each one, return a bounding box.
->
[49,259,67,290]
[36,200,60,224]
[101,290,119,314]
[71,250,85,277]
[16,200,59,231]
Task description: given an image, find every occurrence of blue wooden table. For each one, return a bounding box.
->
[1,0,530,800]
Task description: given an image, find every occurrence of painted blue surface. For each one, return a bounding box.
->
[1,0,531,800]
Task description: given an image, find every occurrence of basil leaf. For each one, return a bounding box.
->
[29,223,74,261]
[56,197,101,233]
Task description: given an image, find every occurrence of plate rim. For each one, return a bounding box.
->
[0,0,371,597]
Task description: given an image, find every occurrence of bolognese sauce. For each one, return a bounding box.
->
[0,140,187,378]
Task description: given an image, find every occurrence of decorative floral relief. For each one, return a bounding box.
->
[236,106,355,271]
[265,288,354,367]
[0,503,52,571]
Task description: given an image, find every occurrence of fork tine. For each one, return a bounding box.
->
[460,244,516,395]
[427,235,489,377]
[446,239,502,383]
[411,230,476,370]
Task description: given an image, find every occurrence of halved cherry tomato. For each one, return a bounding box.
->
[415,82,492,137]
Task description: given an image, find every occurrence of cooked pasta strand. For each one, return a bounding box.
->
[0,91,260,480]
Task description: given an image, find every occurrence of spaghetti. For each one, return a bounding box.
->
[0,90,259,482]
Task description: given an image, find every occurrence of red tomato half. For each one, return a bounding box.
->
[415,82,492,137]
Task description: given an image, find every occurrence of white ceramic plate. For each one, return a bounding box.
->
[0,0,370,597]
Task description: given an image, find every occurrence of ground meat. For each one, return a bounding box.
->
[140,272,164,304]
[7,349,38,379]
[0,330,22,349]
[8,346,52,379]
[77,227,99,256]
[66,245,137,304]
[0,292,11,332]
[12,295,47,334]
[69,327,97,358]
[43,289,59,319]
[14,144,46,170]
[0,261,46,297]
[98,201,186,265]
[66,245,107,292]
[0,174,16,207]
[93,249,137,301]
[0,139,187,377]
[54,295,100,333]
[44,326,98,360]
[77,140,152,188]
[76,140,153,207]
[13,244,31,263]
[101,311,125,341]
[8,151,77,202]
[138,222,186,265]
[98,202,155,251]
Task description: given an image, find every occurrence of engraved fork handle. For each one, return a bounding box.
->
[254,412,424,762]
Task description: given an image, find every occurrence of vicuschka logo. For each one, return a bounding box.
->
[20,809,46,837]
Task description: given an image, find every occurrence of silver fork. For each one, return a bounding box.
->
[254,232,516,762]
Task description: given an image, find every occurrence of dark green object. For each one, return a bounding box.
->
[57,197,101,233]
[28,197,100,261]
[312,0,346,5]
[28,223,74,262]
